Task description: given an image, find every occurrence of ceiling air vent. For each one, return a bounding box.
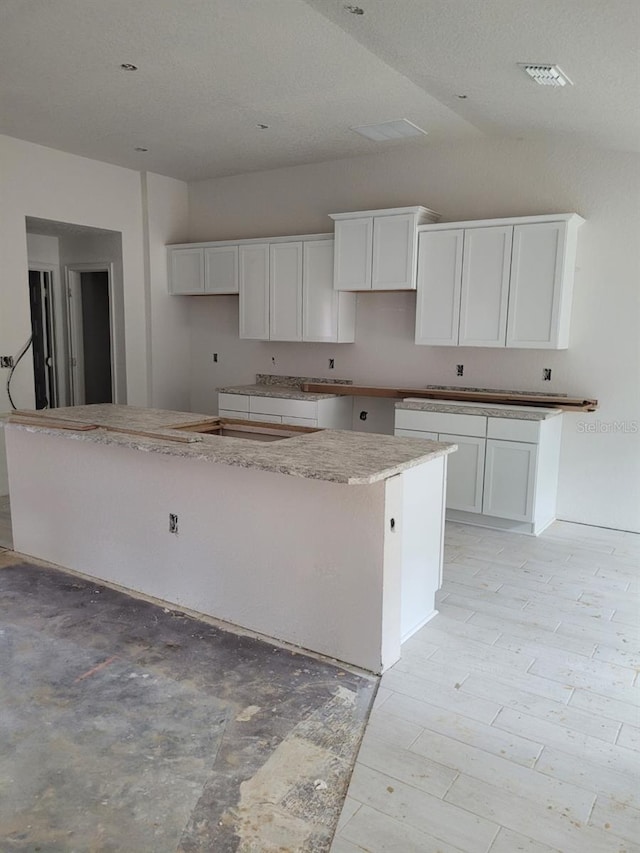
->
[351,119,428,142]
[518,64,573,87]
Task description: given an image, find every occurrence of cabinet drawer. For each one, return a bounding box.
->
[395,428,439,440]
[487,417,540,443]
[281,416,318,427]
[249,396,318,419]
[218,409,249,420]
[249,413,282,424]
[395,409,486,437]
[218,393,249,412]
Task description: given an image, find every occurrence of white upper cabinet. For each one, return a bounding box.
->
[507,221,573,348]
[237,237,355,342]
[239,244,270,340]
[459,226,512,347]
[269,242,303,342]
[330,207,440,292]
[415,229,463,346]
[303,240,355,343]
[333,217,373,291]
[415,214,583,349]
[372,214,415,290]
[168,247,204,294]
[204,245,238,294]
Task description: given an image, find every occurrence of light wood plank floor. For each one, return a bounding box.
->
[332,520,640,853]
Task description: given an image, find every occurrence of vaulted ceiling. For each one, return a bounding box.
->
[1,0,638,181]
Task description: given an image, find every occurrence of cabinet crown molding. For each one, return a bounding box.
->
[417,213,584,232]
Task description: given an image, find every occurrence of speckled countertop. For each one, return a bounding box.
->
[396,399,563,420]
[4,405,456,486]
[217,384,343,401]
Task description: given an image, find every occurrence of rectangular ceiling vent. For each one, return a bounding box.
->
[351,119,428,142]
[519,64,573,87]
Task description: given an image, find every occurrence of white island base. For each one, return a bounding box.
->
[6,426,447,674]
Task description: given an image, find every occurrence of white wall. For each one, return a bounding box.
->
[145,172,191,411]
[0,134,148,494]
[188,138,640,532]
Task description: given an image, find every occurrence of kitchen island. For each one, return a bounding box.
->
[4,405,456,673]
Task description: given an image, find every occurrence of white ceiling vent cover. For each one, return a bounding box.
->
[351,119,428,141]
[519,64,573,87]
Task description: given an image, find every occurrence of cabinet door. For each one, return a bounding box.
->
[459,226,512,347]
[269,242,302,341]
[415,229,463,345]
[333,217,373,291]
[483,439,537,522]
[204,246,238,294]
[239,244,270,340]
[372,214,415,290]
[168,247,204,294]
[507,222,566,348]
[439,434,486,513]
[303,240,338,342]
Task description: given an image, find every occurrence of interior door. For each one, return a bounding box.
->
[67,268,113,405]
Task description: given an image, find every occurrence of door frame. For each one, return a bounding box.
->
[28,262,59,408]
[65,262,117,406]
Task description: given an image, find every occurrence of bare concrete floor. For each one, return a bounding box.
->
[0,551,376,852]
[0,495,11,549]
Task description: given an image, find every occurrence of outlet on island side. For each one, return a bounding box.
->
[329,358,335,369]
[212,353,218,363]
[456,364,464,377]
[169,513,179,534]
[543,368,552,381]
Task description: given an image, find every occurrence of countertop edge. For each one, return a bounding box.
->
[4,421,457,486]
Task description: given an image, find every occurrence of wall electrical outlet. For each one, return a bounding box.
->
[543,368,552,381]
[456,364,464,377]
[0,356,14,368]
[169,513,179,534]
[212,353,218,363]
[329,358,335,369]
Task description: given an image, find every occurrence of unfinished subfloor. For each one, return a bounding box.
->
[0,548,376,852]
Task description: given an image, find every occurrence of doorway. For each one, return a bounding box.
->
[66,264,115,405]
[28,268,58,409]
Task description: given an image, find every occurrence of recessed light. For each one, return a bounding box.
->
[256,123,269,130]
[351,119,427,142]
[134,147,148,152]
[120,63,138,71]
[518,64,573,87]
[344,5,364,14]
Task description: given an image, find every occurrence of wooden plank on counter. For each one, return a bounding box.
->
[302,383,598,412]
[102,425,202,443]
[7,414,99,430]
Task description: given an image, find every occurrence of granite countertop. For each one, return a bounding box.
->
[396,399,563,421]
[4,405,456,486]
[217,384,344,401]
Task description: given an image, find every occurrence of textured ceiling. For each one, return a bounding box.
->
[1,0,638,182]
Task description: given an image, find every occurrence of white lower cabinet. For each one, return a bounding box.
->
[217,392,353,429]
[394,406,563,534]
[483,439,537,522]
[439,434,486,513]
